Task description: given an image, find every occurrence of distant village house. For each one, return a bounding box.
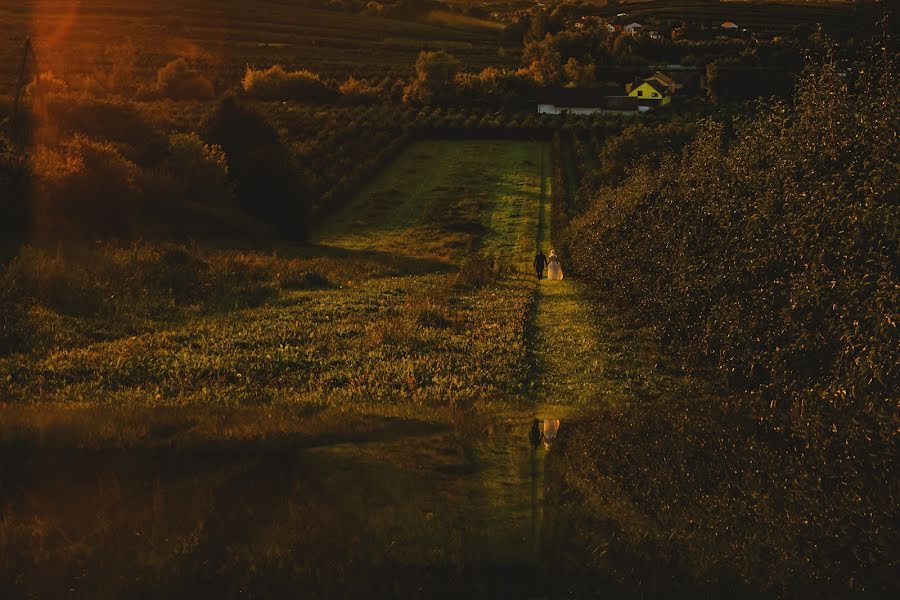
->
[625,72,676,106]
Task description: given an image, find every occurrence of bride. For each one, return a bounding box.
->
[547,250,563,280]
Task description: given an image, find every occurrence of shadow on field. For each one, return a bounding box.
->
[2,410,621,598]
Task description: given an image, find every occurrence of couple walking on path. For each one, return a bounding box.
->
[534,249,563,281]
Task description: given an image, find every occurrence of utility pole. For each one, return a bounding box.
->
[11,37,37,123]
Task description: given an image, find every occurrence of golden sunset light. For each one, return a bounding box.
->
[0,1,896,597]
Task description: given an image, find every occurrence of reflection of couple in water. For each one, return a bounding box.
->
[529,418,561,450]
[534,249,563,281]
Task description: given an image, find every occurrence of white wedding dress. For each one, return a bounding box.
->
[547,254,563,280]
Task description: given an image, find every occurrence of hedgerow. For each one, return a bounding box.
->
[559,49,898,594]
[568,50,898,418]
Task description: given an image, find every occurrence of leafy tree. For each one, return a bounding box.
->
[203,97,310,240]
[568,49,898,418]
[527,11,550,42]
[563,57,597,87]
[523,38,563,86]
[166,133,233,205]
[402,50,461,104]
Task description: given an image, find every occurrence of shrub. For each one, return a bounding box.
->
[151,58,215,101]
[32,135,141,238]
[203,97,311,239]
[0,135,30,245]
[25,71,68,99]
[166,132,232,204]
[402,50,461,104]
[241,65,336,102]
[338,77,380,104]
[69,40,140,97]
[44,96,169,164]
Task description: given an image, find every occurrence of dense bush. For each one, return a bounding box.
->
[32,135,142,239]
[337,77,381,104]
[549,53,897,596]
[149,58,216,101]
[242,65,337,103]
[0,135,29,246]
[575,120,697,200]
[203,97,310,239]
[568,52,898,419]
[402,50,461,104]
[165,132,232,204]
[43,96,169,164]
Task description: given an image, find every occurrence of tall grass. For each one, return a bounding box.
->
[0,243,335,356]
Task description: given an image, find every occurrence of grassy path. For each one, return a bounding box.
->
[532,281,610,407]
[530,168,610,410]
[525,138,610,412]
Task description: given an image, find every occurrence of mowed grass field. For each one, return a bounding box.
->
[0,0,511,96]
[2,140,548,426]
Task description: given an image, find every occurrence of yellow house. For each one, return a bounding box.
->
[627,79,671,105]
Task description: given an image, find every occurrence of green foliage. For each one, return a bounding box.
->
[337,76,381,104]
[402,50,461,104]
[203,97,311,239]
[242,65,337,102]
[0,135,29,245]
[568,52,898,417]
[165,132,233,205]
[43,96,170,164]
[149,58,216,101]
[32,135,142,239]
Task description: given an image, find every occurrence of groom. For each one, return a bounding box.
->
[533,249,547,280]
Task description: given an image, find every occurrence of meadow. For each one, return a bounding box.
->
[2,133,690,597]
[2,140,545,413]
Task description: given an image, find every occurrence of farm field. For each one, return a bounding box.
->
[0,0,512,96]
[594,0,885,35]
[2,140,545,412]
[2,139,652,596]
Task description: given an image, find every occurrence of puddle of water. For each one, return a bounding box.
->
[0,410,586,597]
